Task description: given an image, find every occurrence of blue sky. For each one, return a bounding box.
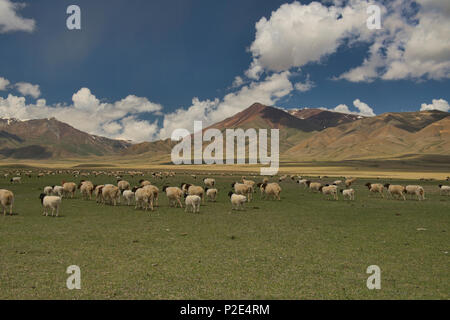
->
[0,0,449,141]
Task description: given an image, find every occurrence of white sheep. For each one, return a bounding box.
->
[10,177,21,184]
[185,195,201,213]
[0,189,14,216]
[162,186,183,208]
[231,182,253,202]
[102,185,120,206]
[44,186,53,196]
[439,184,450,196]
[122,190,135,205]
[306,181,322,192]
[228,192,246,210]
[134,187,154,211]
[365,183,384,198]
[62,181,77,198]
[187,185,205,203]
[39,193,62,217]
[260,182,282,200]
[384,184,406,200]
[340,188,355,200]
[319,185,338,200]
[405,185,425,201]
[52,185,64,197]
[205,188,218,202]
[297,179,308,188]
[203,178,216,188]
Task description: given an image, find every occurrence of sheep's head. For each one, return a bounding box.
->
[339,189,343,194]
[228,191,233,198]
[138,179,144,184]
[318,186,324,192]
[162,186,168,192]
[261,183,267,190]
[231,182,236,188]
[438,184,443,188]
[256,182,262,187]
[383,183,390,188]
[305,180,311,186]
[365,182,372,189]
[131,186,139,193]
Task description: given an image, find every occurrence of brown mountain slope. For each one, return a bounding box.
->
[288,108,363,129]
[0,118,130,159]
[209,103,321,132]
[285,110,450,161]
[121,103,324,159]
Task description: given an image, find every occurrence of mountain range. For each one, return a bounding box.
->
[0,103,448,164]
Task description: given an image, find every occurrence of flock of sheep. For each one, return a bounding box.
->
[0,170,449,217]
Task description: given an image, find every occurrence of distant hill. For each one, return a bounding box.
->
[1,104,448,164]
[285,110,450,161]
[288,108,363,129]
[0,118,130,159]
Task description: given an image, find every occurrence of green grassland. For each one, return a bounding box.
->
[0,173,449,299]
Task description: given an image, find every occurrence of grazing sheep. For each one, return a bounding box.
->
[44,186,53,196]
[203,178,215,188]
[261,182,282,200]
[242,178,256,192]
[134,187,154,211]
[439,184,450,196]
[143,185,159,206]
[345,178,357,188]
[162,186,183,208]
[365,183,384,198]
[62,182,77,198]
[256,182,266,198]
[185,195,201,213]
[340,188,355,200]
[231,182,253,202]
[39,193,61,217]
[228,191,246,210]
[205,187,218,202]
[333,180,343,186]
[187,185,205,203]
[139,179,152,187]
[117,179,131,196]
[10,177,21,184]
[319,185,338,200]
[94,185,104,203]
[79,181,94,200]
[262,177,269,184]
[384,184,406,200]
[180,183,191,194]
[0,189,14,216]
[306,181,322,192]
[122,190,135,206]
[297,179,308,188]
[52,185,64,197]
[102,185,120,206]
[405,185,425,201]
[278,175,288,182]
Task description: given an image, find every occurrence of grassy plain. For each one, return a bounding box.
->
[0,171,448,299]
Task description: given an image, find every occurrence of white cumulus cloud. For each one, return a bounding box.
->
[15,82,41,99]
[246,0,450,82]
[0,76,10,90]
[159,71,294,139]
[420,98,450,112]
[0,0,35,33]
[0,88,163,142]
[318,99,376,117]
